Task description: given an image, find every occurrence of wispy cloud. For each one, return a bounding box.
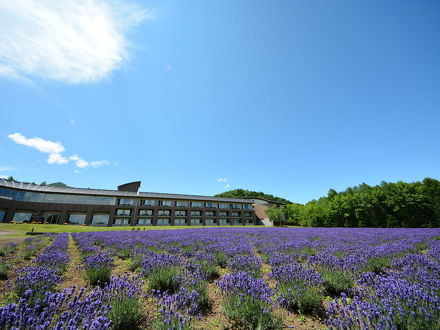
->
[0,166,15,171]
[165,64,172,71]
[0,0,152,83]
[70,119,76,126]
[7,133,111,169]
[217,178,228,183]
[223,184,231,189]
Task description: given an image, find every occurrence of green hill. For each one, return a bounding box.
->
[214,189,291,204]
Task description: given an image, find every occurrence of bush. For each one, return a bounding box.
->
[187,282,212,315]
[0,263,9,280]
[277,282,324,316]
[117,248,131,260]
[200,263,220,281]
[214,252,228,268]
[320,269,353,296]
[127,256,143,272]
[109,296,142,330]
[364,256,391,274]
[0,243,17,256]
[148,266,181,294]
[85,266,112,287]
[224,294,283,330]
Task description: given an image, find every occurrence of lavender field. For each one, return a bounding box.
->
[1,227,439,329]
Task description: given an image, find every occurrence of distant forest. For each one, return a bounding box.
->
[283,178,440,228]
[214,189,292,204]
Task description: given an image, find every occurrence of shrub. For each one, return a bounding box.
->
[187,282,212,315]
[200,262,220,281]
[364,256,391,274]
[0,263,9,280]
[277,282,324,316]
[148,266,181,294]
[127,255,143,272]
[109,296,142,329]
[0,243,17,256]
[117,248,131,260]
[320,269,354,296]
[85,266,112,287]
[224,294,283,330]
[214,252,228,268]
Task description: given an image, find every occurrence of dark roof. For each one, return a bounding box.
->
[0,179,253,203]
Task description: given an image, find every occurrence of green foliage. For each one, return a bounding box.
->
[224,294,283,330]
[127,256,143,272]
[199,262,220,281]
[0,263,10,280]
[286,178,440,228]
[116,248,131,260]
[85,266,112,287]
[320,270,354,296]
[277,282,324,316]
[364,256,391,274]
[214,252,228,268]
[147,266,181,294]
[187,282,212,315]
[214,189,291,204]
[109,296,142,330]
[265,205,288,226]
[0,244,17,256]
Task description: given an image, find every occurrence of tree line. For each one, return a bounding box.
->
[215,189,292,204]
[267,178,440,228]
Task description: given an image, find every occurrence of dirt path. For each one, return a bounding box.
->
[57,233,87,290]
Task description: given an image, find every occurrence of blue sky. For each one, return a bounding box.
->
[1,0,439,204]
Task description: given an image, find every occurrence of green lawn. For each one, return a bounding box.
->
[0,223,263,237]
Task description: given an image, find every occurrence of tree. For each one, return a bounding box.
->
[265,205,288,226]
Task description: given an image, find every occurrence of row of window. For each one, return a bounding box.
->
[0,187,253,210]
[117,209,253,217]
[118,198,252,210]
[3,211,254,225]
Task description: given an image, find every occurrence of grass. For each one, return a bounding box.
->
[0,223,263,238]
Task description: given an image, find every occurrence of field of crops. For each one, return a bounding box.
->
[0,227,439,329]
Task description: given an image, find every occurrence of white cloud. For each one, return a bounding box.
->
[223,184,231,189]
[73,170,80,174]
[8,133,65,154]
[47,153,70,164]
[217,178,228,183]
[70,119,76,126]
[8,133,111,169]
[90,160,110,168]
[0,166,14,171]
[0,174,8,179]
[165,64,172,71]
[0,0,151,83]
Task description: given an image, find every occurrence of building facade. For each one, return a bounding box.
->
[0,179,257,227]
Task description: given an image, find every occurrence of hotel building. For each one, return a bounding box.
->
[0,179,257,226]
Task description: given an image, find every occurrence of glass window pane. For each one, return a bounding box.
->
[67,214,86,225]
[91,214,109,226]
[13,212,33,222]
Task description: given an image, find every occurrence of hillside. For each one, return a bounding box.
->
[214,189,291,204]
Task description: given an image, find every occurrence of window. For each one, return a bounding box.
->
[141,200,156,206]
[219,219,229,225]
[114,218,130,226]
[139,209,153,216]
[137,218,152,225]
[118,198,134,206]
[244,212,252,217]
[157,218,170,225]
[175,210,187,216]
[12,212,32,223]
[191,202,202,208]
[174,218,186,225]
[205,219,215,226]
[176,201,189,207]
[91,214,110,226]
[231,219,241,225]
[205,202,218,208]
[158,210,170,216]
[219,211,228,217]
[218,203,229,209]
[67,213,86,225]
[190,219,200,225]
[116,209,131,216]
[0,209,6,223]
[243,204,252,210]
[231,204,242,209]
[190,211,201,217]
[43,212,60,224]
[205,211,215,217]
[232,212,240,217]
[159,200,173,207]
